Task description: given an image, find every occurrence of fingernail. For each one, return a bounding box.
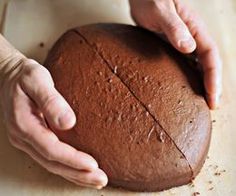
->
[93,177,107,187]
[95,185,104,190]
[215,94,221,109]
[86,182,104,190]
[58,110,76,130]
[179,37,196,52]
[92,171,108,187]
[208,94,220,110]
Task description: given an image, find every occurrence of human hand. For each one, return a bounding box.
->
[129,0,222,109]
[0,55,108,189]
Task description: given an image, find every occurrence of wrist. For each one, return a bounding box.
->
[0,35,26,91]
[0,34,25,72]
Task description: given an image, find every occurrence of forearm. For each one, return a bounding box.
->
[0,34,25,72]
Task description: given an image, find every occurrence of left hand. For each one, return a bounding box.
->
[0,56,108,189]
[129,0,222,109]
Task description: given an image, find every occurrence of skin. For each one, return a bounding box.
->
[129,0,222,109]
[0,0,222,189]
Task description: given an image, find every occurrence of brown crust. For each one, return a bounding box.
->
[44,24,211,192]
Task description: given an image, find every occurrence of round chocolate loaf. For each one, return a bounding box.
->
[44,23,211,192]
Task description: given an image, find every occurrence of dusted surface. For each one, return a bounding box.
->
[44,24,210,191]
[0,0,236,195]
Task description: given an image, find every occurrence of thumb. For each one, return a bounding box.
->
[20,59,76,130]
[154,2,196,53]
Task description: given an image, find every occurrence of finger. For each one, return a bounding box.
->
[175,0,222,109]
[153,0,196,53]
[9,135,107,188]
[12,90,99,172]
[63,176,104,189]
[200,48,222,109]
[20,59,76,130]
[63,168,107,189]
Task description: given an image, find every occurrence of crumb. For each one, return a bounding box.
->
[188,181,195,187]
[39,42,44,48]
[209,187,214,191]
[212,120,216,123]
[214,165,218,169]
[208,180,212,184]
[221,169,226,173]
[28,166,31,169]
[182,85,186,88]
[207,156,209,159]
[214,172,221,176]
[193,192,200,196]
[190,120,193,123]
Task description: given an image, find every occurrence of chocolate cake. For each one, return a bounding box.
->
[44,23,211,192]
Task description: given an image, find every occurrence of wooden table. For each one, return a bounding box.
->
[0,0,235,195]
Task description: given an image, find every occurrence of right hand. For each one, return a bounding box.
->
[129,0,222,109]
[0,55,108,189]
